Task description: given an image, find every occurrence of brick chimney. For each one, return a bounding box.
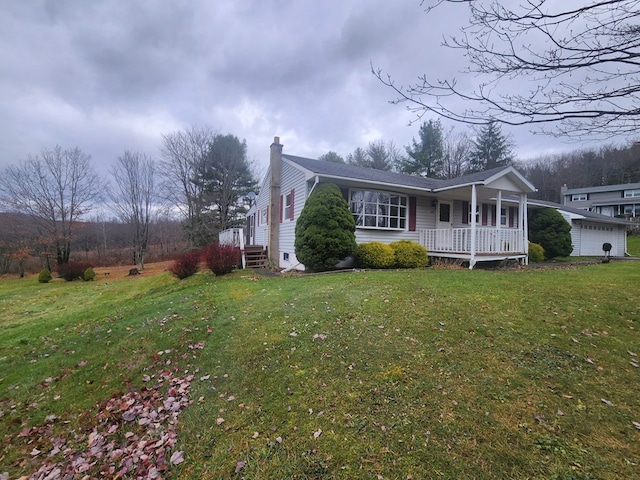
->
[268,136,283,266]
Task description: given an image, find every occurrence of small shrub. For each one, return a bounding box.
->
[38,269,52,283]
[203,243,240,276]
[57,261,93,281]
[390,240,429,268]
[354,242,395,269]
[169,250,201,279]
[528,242,545,262]
[83,267,96,281]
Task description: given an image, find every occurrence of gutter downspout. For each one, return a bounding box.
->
[308,176,320,197]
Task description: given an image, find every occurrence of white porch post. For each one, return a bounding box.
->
[470,184,477,269]
[495,190,502,251]
[522,193,529,264]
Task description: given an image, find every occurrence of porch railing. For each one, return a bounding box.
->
[419,227,524,254]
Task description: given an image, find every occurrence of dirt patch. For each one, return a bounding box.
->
[93,261,174,280]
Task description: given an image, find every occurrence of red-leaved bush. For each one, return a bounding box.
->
[169,250,201,279]
[57,261,94,281]
[203,243,240,276]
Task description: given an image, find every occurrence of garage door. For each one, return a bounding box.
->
[579,222,618,256]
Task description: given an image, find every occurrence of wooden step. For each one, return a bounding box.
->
[243,247,267,268]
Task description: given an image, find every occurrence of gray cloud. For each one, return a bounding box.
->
[0,0,612,180]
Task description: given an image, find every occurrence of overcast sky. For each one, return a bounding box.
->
[0,0,617,180]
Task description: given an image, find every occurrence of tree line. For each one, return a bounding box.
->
[0,127,258,272]
[319,119,514,179]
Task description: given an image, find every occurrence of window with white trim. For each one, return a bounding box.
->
[500,207,507,226]
[624,189,640,198]
[571,194,588,201]
[350,190,407,229]
[260,208,268,225]
[284,192,292,221]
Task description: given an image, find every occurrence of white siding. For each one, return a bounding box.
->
[252,166,271,248]
[278,162,307,270]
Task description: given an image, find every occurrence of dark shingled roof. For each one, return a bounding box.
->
[432,165,514,189]
[527,198,631,225]
[283,154,445,190]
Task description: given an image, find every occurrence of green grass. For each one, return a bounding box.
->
[627,233,640,256]
[1,263,639,479]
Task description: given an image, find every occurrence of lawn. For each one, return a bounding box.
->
[627,233,640,256]
[1,262,639,479]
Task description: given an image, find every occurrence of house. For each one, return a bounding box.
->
[244,137,536,270]
[525,199,629,257]
[561,182,640,219]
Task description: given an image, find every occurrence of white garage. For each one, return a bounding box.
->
[528,200,629,257]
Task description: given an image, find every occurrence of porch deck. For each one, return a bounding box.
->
[419,227,528,267]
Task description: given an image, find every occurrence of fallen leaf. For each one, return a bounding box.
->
[170,450,184,465]
[601,398,614,407]
[313,429,322,439]
[235,461,246,473]
[252,432,259,438]
[216,417,225,425]
[633,421,640,430]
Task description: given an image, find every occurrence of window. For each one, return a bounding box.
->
[261,207,268,225]
[350,190,407,229]
[283,252,290,261]
[624,189,640,198]
[571,194,588,201]
[284,193,292,220]
[500,208,507,226]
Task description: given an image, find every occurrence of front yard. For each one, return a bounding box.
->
[1,262,638,479]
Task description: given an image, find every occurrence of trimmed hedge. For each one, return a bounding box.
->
[390,240,429,268]
[354,242,395,269]
[83,267,96,281]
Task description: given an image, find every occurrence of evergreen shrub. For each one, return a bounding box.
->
[528,242,545,262]
[528,208,573,259]
[203,243,240,276]
[390,240,429,268]
[38,269,52,283]
[169,250,201,279]
[83,267,96,281]
[294,183,356,272]
[354,242,395,269]
[58,261,93,281]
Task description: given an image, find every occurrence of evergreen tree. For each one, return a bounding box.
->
[294,183,356,272]
[469,121,514,172]
[318,151,345,164]
[401,119,444,178]
[528,208,573,259]
[193,134,258,245]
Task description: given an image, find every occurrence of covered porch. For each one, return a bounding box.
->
[419,171,534,268]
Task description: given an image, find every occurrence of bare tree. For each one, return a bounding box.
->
[0,146,102,265]
[109,151,157,270]
[443,128,472,179]
[159,126,217,248]
[374,0,640,139]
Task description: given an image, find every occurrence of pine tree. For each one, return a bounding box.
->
[401,119,444,178]
[469,121,514,172]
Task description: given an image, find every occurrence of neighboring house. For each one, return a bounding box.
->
[525,199,629,257]
[561,182,640,219]
[245,137,536,270]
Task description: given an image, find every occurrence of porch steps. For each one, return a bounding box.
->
[244,246,267,268]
